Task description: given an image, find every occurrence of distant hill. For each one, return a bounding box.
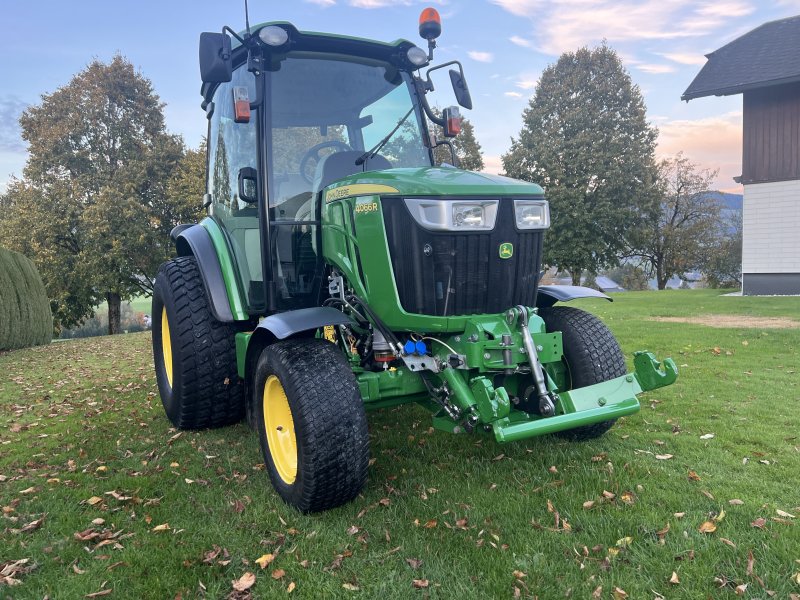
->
[705,191,743,211]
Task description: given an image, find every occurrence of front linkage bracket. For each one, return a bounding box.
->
[513,305,557,417]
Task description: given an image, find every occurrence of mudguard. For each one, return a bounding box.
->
[256,306,354,339]
[171,224,234,322]
[536,285,612,308]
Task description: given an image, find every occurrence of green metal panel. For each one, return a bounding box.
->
[200,218,250,321]
[235,332,252,379]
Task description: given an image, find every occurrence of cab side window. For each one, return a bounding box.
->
[207,68,263,309]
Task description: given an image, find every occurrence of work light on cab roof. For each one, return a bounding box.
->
[152,4,678,515]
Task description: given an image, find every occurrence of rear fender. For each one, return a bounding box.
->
[172,224,235,323]
[536,285,611,308]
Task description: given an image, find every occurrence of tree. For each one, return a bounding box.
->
[501,44,658,283]
[0,56,183,334]
[431,108,484,171]
[704,211,742,288]
[626,153,721,290]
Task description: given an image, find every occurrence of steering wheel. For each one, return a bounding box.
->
[299,140,352,184]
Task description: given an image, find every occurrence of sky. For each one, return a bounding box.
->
[2,0,799,195]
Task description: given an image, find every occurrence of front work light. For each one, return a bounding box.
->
[404,199,498,231]
[259,26,289,46]
[513,199,550,230]
[407,46,429,66]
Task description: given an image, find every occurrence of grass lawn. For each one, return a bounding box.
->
[2,289,798,598]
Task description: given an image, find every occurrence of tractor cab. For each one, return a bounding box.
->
[198,20,465,315]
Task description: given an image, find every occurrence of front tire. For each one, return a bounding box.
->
[152,256,244,429]
[540,306,627,440]
[253,338,369,513]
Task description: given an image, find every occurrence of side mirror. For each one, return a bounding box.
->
[199,32,233,84]
[238,167,258,204]
[449,69,473,110]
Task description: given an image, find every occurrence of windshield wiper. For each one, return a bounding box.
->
[355,107,415,167]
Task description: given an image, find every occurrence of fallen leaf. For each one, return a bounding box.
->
[700,433,715,440]
[84,590,112,598]
[721,538,736,548]
[746,549,755,576]
[674,512,686,519]
[255,554,275,569]
[699,521,717,534]
[92,518,106,526]
[655,454,674,460]
[512,570,527,579]
[17,516,45,534]
[776,509,796,518]
[669,571,680,585]
[287,581,296,593]
[656,523,670,539]
[412,579,429,589]
[423,519,437,529]
[151,523,170,533]
[592,586,602,599]
[72,564,86,574]
[615,536,634,547]
[583,500,596,510]
[342,583,359,591]
[346,525,359,535]
[272,569,285,580]
[735,583,748,595]
[405,558,423,569]
[751,518,767,529]
[232,571,256,592]
[602,490,616,500]
[86,496,103,506]
[729,499,744,505]
[613,586,628,599]
[701,490,715,500]
[688,470,701,482]
[714,508,726,523]
[620,491,635,505]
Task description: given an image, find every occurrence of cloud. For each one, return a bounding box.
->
[509,35,533,48]
[636,63,676,74]
[493,0,755,56]
[504,91,524,97]
[490,0,544,17]
[304,0,336,5]
[0,96,28,153]
[658,51,707,65]
[515,73,539,89]
[657,111,743,188]
[468,51,494,63]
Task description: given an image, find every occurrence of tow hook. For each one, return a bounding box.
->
[514,305,557,417]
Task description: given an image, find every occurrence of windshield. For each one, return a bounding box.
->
[267,53,431,213]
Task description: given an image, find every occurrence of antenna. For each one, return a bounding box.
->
[244,0,252,37]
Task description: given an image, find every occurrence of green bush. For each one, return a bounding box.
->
[0,247,53,350]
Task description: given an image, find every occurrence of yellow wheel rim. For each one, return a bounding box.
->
[263,375,297,484]
[161,307,173,388]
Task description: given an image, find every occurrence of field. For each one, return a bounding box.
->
[2,289,799,599]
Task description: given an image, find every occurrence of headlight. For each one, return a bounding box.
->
[406,46,428,66]
[404,199,498,231]
[514,199,550,229]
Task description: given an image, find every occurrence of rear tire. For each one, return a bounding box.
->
[540,306,627,440]
[152,256,244,429]
[253,338,369,513]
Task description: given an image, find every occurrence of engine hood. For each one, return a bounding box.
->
[322,166,544,202]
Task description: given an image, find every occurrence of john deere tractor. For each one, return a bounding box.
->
[152,8,677,513]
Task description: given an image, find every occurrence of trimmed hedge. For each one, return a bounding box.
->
[0,247,53,350]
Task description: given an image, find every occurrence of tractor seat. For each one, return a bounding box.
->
[311,150,392,194]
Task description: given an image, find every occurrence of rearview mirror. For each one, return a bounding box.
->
[199,32,233,84]
[449,69,472,110]
[238,167,258,204]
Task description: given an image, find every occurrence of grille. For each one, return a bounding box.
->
[382,198,544,316]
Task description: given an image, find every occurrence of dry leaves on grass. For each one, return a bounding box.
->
[255,553,275,569]
[0,558,36,586]
[232,572,255,592]
[405,558,423,569]
[412,579,429,589]
[699,521,717,534]
[10,516,44,534]
[669,571,680,585]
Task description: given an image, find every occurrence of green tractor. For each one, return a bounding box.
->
[152,8,677,513]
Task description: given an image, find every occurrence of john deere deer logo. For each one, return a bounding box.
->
[499,242,513,259]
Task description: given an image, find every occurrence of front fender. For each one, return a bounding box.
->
[536,285,611,308]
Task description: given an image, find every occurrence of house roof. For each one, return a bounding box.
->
[682,15,800,101]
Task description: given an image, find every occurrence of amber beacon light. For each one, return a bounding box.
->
[419,7,441,41]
